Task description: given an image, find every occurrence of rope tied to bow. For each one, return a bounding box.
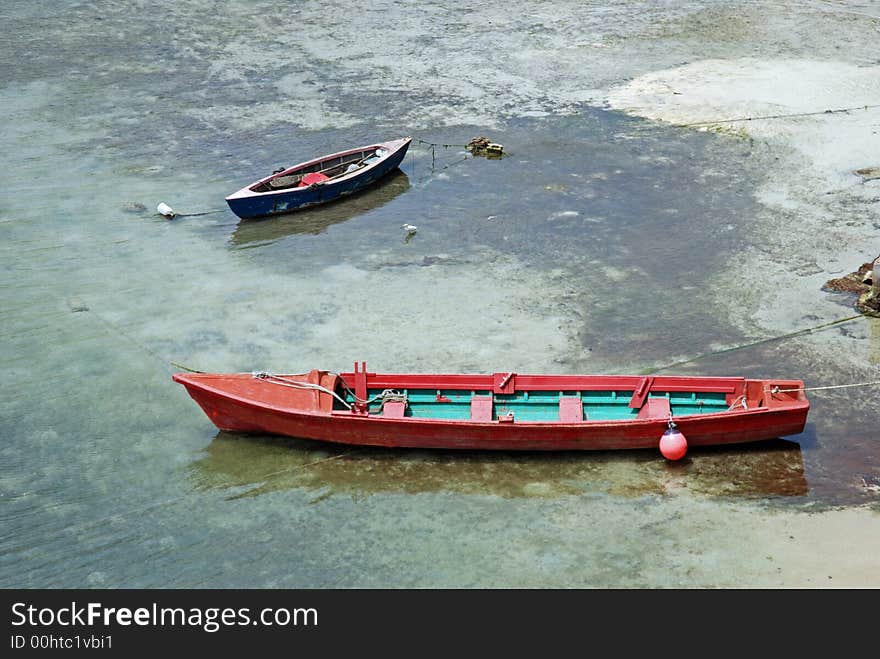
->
[252,372,408,412]
[771,380,880,395]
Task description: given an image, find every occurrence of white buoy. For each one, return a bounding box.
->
[157,202,176,218]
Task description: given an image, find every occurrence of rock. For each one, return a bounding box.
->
[857,290,880,316]
[854,166,880,181]
[121,201,147,213]
[466,136,504,158]
[826,257,880,317]
[824,261,874,293]
[68,297,89,312]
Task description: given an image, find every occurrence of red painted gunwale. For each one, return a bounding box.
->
[172,367,809,452]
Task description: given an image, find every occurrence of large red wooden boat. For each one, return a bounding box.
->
[172,363,809,457]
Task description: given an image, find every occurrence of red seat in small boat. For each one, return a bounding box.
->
[636,397,672,420]
[382,401,407,418]
[298,172,330,187]
[471,395,493,422]
[559,397,584,422]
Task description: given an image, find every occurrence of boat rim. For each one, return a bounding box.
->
[172,371,808,426]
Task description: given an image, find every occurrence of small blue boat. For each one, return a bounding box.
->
[225,137,412,219]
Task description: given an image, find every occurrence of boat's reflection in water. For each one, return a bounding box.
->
[188,432,808,500]
[229,170,410,247]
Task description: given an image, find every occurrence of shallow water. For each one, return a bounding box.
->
[2,1,878,588]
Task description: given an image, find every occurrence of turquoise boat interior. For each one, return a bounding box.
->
[338,388,731,421]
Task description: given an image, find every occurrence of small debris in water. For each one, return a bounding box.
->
[861,475,880,493]
[420,255,460,267]
[466,136,504,158]
[854,166,880,181]
[402,223,417,244]
[68,297,89,313]
[121,201,147,213]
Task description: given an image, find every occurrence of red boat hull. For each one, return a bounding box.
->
[172,369,809,452]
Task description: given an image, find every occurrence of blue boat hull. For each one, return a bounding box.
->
[226,140,410,220]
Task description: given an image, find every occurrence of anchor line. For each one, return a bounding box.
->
[645,314,864,374]
[772,379,880,394]
[252,372,352,409]
[176,209,226,217]
[416,138,469,149]
[249,450,356,481]
[252,372,408,410]
[85,307,177,374]
[680,103,880,127]
[71,300,208,376]
[416,139,465,172]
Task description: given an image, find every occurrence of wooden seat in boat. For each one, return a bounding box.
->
[470,395,493,421]
[268,175,298,188]
[636,397,672,420]
[559,396,584,422]
[382,401,406,418]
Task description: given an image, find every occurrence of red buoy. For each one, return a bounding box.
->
[659,427,688,460]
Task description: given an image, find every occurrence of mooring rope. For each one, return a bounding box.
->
[772,379,880,394]
[171,361,203,373]
[416,138,468,149]
[644,314,864,374]
[249,450,357,481]
[156,202,226,219]
[80,305,178,375]
[418,139,458,171]
[252,372,408,411]
[412,136,505,183]
[252,372,353,409]
[727,394,749,411]
[414,152,472,185]
[680,103,880,128]
[416,139,471,174]
[175,209,226,217]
